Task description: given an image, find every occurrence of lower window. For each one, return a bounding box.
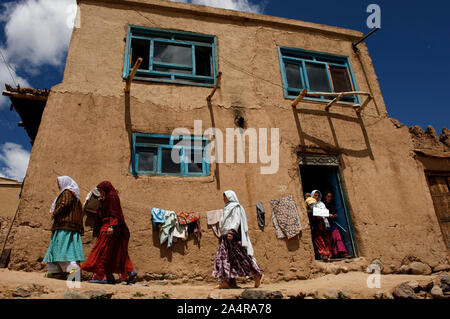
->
[132,133,209,177]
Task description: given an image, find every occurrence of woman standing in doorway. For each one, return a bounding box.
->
[324,192,350,258]
[44,176,84,279]
[81,181,136,284]
[213,190,264,289]
[308,190,332,261]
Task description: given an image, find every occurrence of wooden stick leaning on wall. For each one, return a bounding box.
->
[206,72,222,102]
[124,57,143,93]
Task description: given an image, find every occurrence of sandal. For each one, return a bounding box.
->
[126,270,138,284]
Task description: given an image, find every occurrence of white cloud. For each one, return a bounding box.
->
[0,142,30,181]
[3,0,76,69]
[172,0,265,14]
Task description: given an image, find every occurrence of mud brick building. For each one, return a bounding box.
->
[3,0,448,280]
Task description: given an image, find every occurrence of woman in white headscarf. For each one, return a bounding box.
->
[308,190,332,261]
[43,176,85,279]
[213,190,263,289]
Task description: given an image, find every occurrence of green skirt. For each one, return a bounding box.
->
[43,229,85,263]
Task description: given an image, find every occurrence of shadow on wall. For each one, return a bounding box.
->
[292,107,375,162]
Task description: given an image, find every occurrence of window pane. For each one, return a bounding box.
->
[138,150,155,172]
[154,42,192,66]
[285,63,302,89]
[187,149,204,173]
[329,65,352,92]
[154,66,192,75]
[305,62,331,92]
[136,136,170,145]
[131,38,150,70]
[195,46,212,76]
[161,148,181,173]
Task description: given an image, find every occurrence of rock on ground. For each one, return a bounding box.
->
[393,283,415,299]
[240,289,283,299]
[409,262,432,275]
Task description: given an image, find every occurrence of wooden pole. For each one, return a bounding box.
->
[206,72,222,102]
[291,89,307,108]
[124,57,143,93]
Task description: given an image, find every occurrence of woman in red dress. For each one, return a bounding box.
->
[81,181,136,284]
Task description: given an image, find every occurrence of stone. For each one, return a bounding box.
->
[12,286,31,298]
[277,271,284,276]
[240,289,283,299]
[208,291,223,299]
[419,280,434,292]
[370,259,384,273]
[63,290,88,299]
[164,273,178,280]
[288,291,306,299]
[438,273,450,292]
[373,291,383,300]
[304,296,314,299]
[194,276,203,281]
[433,264,450,273]
[399,265,410,274]
[323,288,339,299]
[182,276,189,283]
[382,291,394,300]
[409,262,432,275]
[414,291,429,300]
[393,283,415,299]
[430,286,444,299]
[289,267,297,273]
[407,280,420,292]
[84,289,113,299]
[307,290,319,298]
[340,266,349,274]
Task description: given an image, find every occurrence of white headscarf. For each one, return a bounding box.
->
[311,190,330,228]
[221,190,254,257]
[50,176,81,213]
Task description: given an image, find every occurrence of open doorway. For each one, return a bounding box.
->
[299,155,358,260]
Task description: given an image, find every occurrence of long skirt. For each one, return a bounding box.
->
[213,230,262,279]
[43,229,84,273]
[81,221,133,276]
[329,228,347,257]
[312,218,332,258]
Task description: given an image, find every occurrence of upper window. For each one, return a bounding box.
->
[123,25,217,87]
[278,47,358,103]
[132,133,210,177]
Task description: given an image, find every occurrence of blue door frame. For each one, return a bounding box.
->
[299,162,359,258]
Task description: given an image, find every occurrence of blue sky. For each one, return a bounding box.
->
[0,0,449,181]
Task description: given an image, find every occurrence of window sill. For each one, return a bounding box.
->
[127,173,215,183]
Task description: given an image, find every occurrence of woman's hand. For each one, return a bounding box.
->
[107,226,114,236]
[227,233,233,242]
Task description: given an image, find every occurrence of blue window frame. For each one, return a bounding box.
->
[278,47,359,103]
[132,133,210,177]
[123,25,218,87]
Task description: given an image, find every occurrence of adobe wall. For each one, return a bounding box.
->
[8,0,449,279]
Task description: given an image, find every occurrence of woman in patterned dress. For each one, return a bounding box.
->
[213,190,264,289]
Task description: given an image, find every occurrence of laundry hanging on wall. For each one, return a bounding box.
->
[256,202,265,228]
[270,195,302,239]
[173,224,188,241]
[160,210,177,248]
[178,212,201,247]
[206,209,223,238]
[151,207,166,227]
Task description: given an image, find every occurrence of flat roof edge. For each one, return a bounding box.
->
[79,0,364,40]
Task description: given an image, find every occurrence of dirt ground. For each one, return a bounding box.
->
[0,268,441,299]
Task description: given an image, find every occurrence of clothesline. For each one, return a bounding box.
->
[52,169,306,217]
